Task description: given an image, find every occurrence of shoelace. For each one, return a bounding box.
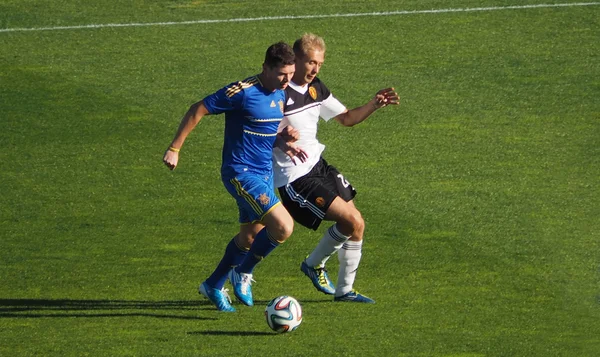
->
[241,274,256,285]
[221,288,233,304]
[316,267,329,286]
[240,274,256,294]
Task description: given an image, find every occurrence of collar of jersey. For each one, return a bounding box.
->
[288,80,309,95]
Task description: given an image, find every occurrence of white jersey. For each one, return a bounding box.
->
[273,78,347,188]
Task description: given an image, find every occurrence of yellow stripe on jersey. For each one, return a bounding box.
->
[230,178,263,215]
[225,77,259,98]
[243,130,277,137]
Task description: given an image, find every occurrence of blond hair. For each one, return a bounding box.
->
[293,33,326,57]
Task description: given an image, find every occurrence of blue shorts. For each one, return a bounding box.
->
[223,172,281,224]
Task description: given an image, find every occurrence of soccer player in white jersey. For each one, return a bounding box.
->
[273,33,399,303]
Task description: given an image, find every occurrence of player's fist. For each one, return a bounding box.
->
[163,149,179,170]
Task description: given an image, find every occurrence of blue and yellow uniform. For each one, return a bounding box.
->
[203,76,286,224]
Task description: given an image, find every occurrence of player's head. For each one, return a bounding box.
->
[261,41,296,91]
[293,33,326,85]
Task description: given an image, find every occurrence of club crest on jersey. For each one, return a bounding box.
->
[309,86,317,100]
[278,100,284,113]
[259,193,270,205]
[315,197,326,207]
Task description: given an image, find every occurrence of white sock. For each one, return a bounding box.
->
[305,224,350,268]
[336,240,363,297]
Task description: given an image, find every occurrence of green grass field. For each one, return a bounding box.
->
[1,1,599,356]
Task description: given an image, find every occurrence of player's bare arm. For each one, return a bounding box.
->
[334,87,399,127]
[275,125,309,165]
[163,101,210,170]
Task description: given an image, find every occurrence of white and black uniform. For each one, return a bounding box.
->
[273,78,356,230]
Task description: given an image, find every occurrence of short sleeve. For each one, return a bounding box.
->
[320,94,347,121]
[202,83,244,114]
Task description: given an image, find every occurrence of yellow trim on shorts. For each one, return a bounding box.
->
[230,178,263,216]
[238,201,282,226]
[260,201,281,222]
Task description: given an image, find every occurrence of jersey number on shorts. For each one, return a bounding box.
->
[337,174,350,188]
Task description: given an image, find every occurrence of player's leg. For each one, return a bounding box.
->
[199,232,249,312]
[198,176,266,311]
[204,234,248,289]
[278,159,340,294]
[200,221,262,288]
[228,173,293,306]
[303,160,360,269]
[323,198,373,303]
[322,163,374,303]
[230,205,293,306]
[199,228,264,313]
[305,197,362,269]
[236,205,293,274]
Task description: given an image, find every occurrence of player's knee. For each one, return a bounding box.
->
[236,233,254,250]
[351,210,365,235]
[341,209,364,239]
[280,221,294,241]
[270,216,294,242]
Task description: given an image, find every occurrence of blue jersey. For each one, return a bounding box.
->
[203,76,286,178]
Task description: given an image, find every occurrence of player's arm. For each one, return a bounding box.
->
[163,101,210,170]
[334,87,399,127]
[274,125,308,165]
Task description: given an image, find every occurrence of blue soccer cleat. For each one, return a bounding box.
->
[198,282,236,312]
[334,290,376,304]
[228,269,254,306]
[300,260,335,295]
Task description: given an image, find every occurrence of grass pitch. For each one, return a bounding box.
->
[1,1,599,356]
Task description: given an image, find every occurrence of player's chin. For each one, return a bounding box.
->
[280,83,289,89]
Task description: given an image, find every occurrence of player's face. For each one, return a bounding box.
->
[263,63,295,91]
[296,49,324,85]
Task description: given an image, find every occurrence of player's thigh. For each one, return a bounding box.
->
[324,163,357,202]
[278,173,337,231]
[223,173,280,225]
[324,197,361,224]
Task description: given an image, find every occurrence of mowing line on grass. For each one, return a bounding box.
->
[1,2,599,33]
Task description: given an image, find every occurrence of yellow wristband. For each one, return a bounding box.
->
[168,146,180,153]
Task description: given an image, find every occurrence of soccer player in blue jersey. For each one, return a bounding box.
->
[163,42,307,312]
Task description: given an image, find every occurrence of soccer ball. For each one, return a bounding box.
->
[264,295,302,333]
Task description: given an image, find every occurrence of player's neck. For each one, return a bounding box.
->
[257,73,276,92]
[291,76,309,87]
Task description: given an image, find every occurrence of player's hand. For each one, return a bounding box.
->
[163,149,179,170]
[281,143,309,165]
[278,125,300,143]
[374,87,400,108]
[275,126,308,165]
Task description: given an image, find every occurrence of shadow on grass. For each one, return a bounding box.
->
[253,298,333,304]
[187,331,274,336]
[0,299,216,320]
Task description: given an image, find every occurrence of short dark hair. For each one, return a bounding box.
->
[264,41,295,69]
